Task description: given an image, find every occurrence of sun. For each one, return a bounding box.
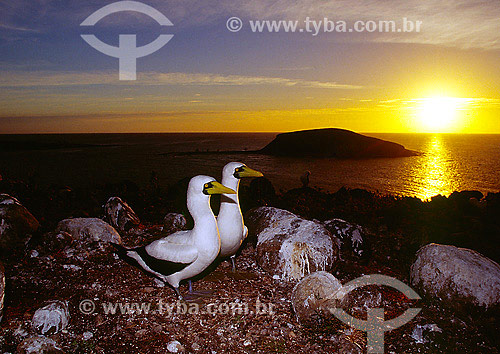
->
[417,96,470,133]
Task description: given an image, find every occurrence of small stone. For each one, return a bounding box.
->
[191,342,201,351]
[291,271,342,327]
[30,250,39,258]
[167,340,183,353]
[82,331,93,340]
[152,323,163,333]
[243,340,251,346]
[17,335,63,354]
[272,275,280,280]
[135,329,148,338]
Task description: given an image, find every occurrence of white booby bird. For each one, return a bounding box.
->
[113,175,235,299]
[217,162,263,271]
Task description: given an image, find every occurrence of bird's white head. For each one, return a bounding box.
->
[223,162,263,182]
[188,175,236,198]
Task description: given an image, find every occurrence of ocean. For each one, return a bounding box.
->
[0,133,499,200]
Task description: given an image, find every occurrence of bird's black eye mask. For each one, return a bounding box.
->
[202,182,214,195]
[233,166,245,179]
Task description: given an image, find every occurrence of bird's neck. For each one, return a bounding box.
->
[219,176,240,214]
[187,194,217,236]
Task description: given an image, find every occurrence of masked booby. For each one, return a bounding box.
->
[113,175,235,299]
[217,162,263,271]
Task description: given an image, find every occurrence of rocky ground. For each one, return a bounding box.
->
[0,175,499,353]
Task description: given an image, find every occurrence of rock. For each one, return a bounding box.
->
[323,218,366,258]
[259,128,418,158]
[56,218,121,245]
[191,342,201,351]
[448,190,483,205]
[36,231,74,256]
[162,213,187,235]
[291,271,342,326]
[410,243,500,309]
[411,324,442,344]
[247,207,339,281]
[82,331,93,340]
[0,262,4,322]
[17,335,63,354]
[0,194,39,251]
[167,340,183,353]
[32,300,69,335]
[103,197,140,232]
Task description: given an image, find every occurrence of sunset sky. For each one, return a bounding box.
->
[1,0,499,133]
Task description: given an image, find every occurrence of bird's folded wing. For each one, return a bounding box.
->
[145,242,198,264]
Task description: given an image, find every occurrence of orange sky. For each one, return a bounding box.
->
[1,1,500,133]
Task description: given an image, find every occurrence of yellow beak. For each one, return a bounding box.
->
[205,181,236,195]
[236,166,264,178]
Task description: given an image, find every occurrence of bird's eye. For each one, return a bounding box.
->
[236,167,244,172]
[204,183,209,189]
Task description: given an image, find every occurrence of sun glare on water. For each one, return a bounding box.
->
[418,96,470,133]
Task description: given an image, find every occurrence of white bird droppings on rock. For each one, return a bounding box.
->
[17,335,63,354]
[411,324,442,344]
[32,301,69,335]
[247,207,339,281]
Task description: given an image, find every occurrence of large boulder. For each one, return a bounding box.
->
[246,207,339,281]
[291,271,342,326]
[32,300,69,335]
[56,218,121,245]
[410,243,500,310]
[0,194,39,250]
[103,197,140,232]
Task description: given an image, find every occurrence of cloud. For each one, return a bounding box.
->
[1,1,499,50]
[0,71,363,89]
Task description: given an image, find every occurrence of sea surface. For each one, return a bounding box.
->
[0,133,499,200]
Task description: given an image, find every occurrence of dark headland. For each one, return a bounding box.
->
[260,128,418,158]
[165,128,419,158]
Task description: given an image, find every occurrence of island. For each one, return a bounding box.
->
[259,128,418,158]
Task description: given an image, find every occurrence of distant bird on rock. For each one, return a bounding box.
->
[300,170,311,188]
